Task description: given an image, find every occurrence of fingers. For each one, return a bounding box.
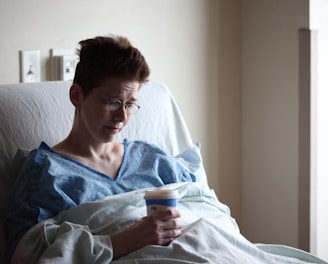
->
[157,229,181,246]
[162,217,182,230]
[149,224,182,245]
[154,218,182,234]
[148,208,182,234]
[144,208,182,245]
[151,208,181,220]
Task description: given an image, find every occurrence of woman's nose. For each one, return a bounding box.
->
[112,104,128,121]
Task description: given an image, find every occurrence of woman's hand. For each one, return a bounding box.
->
[111,208,182,259]
[134,208,182,245]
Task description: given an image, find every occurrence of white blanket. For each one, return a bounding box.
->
[12,183,327,264]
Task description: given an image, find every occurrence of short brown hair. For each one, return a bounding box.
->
[73,35,150,94]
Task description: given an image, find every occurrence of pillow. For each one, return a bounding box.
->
[174,143,208,186]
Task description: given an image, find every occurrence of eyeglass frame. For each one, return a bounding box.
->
[92,94,141,115]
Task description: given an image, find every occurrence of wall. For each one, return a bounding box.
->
[217,0,242,224]
[0,0,242,223]
[241,0,308,247]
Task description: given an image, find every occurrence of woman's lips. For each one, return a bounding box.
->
[105,125,120,133]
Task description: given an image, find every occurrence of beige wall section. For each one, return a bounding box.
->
[241,0,308,247]
[216,0,242,224]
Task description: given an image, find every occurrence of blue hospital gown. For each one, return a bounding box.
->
[5,139,196,263]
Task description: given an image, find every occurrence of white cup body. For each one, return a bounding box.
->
[144,189,179,215]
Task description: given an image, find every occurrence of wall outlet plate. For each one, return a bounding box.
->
[20,50,41,83]
[50,49,76,80]
[56,55,77,81]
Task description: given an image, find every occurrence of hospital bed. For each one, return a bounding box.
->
[0,80,326,263]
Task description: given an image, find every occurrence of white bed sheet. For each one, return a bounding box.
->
[12,183,327,264]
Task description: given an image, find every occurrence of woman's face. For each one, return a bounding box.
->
[76,77,140,143]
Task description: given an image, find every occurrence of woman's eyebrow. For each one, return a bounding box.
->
[103,95,138,102]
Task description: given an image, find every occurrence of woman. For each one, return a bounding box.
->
[6,35,196,263]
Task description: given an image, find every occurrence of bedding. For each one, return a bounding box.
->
[11,182,327,264]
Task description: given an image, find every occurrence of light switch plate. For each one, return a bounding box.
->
[20,50,41,83]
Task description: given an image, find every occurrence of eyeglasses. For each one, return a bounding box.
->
[97,96,141,115]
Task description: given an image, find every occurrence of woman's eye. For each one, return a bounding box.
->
[108,100,121,107]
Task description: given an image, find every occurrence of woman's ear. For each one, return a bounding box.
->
[70,83,83,107]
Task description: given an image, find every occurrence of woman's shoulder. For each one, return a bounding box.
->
[24,142,58,165]
[13,142,50,167]
[12,141,71,181]
[9,142,53,191]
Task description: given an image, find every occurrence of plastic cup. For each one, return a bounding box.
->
[144,189,179,215]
